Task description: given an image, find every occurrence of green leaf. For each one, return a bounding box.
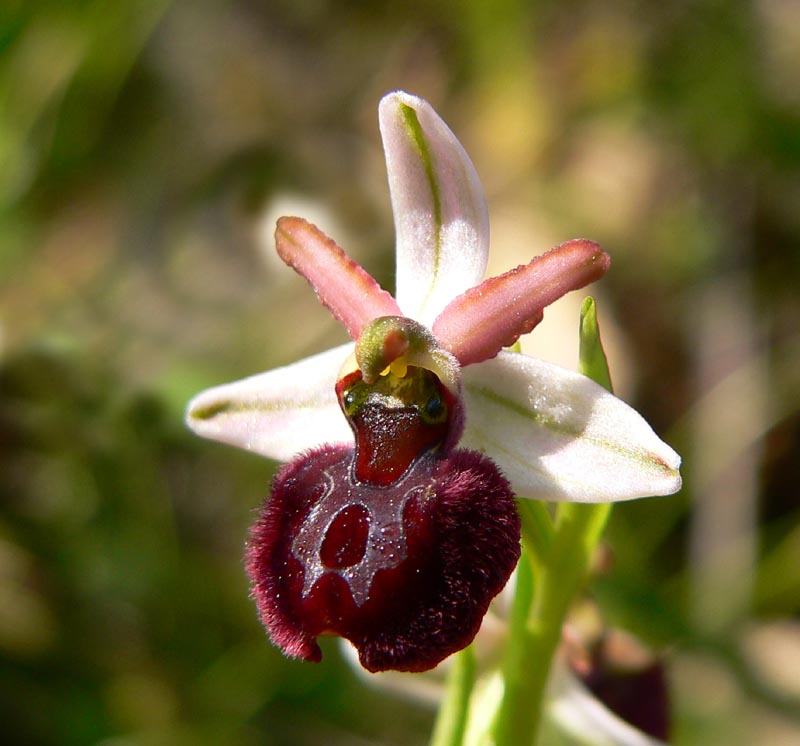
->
[579,297,613,392]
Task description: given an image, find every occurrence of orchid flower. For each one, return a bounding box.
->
[548,664,668,746]
[186,91,681,674]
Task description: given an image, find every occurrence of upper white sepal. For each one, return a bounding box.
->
[379,91,490,325]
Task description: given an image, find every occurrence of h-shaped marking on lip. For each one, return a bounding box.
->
[291,459,429,607]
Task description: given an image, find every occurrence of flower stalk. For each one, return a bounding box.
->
[429,646,477,746]
[490,297,615,746]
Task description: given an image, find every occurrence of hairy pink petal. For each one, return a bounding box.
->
[432,239,611,366]
[275,217,402,339]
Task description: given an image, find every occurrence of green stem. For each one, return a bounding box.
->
[490,297,615,746]
[429,645,476,746]
[492,503,611,745]
[516,498,553,566]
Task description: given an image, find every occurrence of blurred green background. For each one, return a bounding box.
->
[1,1,799,744]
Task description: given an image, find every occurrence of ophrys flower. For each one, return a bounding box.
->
[186,91,681,673]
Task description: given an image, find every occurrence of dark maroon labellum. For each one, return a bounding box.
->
[247,444,519,672]
[245,363,520,672]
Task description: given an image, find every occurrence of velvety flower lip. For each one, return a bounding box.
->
[186,90,681,505]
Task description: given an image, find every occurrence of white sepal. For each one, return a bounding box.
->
[186,343,353,461]
[461,351,682,503]
[379,91,489,325]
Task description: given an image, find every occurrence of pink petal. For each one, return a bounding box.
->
[432,239,611,366]
[275,217,402,340]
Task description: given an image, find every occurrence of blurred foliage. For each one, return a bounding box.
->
[1,0,799,744]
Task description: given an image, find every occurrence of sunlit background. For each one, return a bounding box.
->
[2,1,799,744]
